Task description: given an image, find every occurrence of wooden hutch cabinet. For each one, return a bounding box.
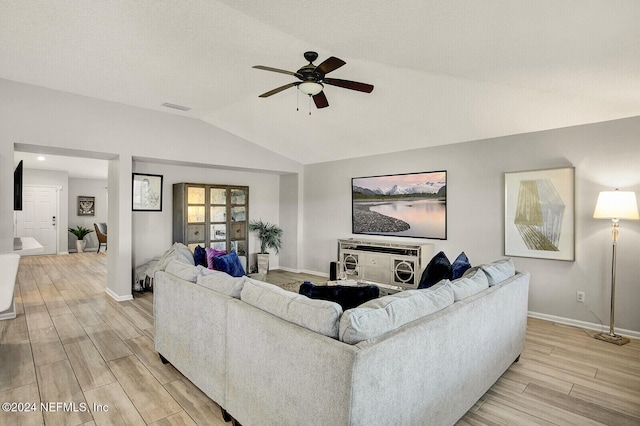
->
[173,183,249,256]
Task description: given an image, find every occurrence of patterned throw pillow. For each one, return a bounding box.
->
[205,247,227,269]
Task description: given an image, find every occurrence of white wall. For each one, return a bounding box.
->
[132,161,281,273]
[68,178,108,250]
[303,116,640,333]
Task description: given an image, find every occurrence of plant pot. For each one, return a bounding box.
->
[76,240,86,253]
[257,253,270,275]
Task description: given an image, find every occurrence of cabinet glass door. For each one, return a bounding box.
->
[229,188,247,256]
[187,186,206,251]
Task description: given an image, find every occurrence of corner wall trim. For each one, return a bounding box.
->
[105,287,133,302]
[528,311,640,340]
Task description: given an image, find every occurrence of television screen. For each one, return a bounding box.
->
[14,160,23,211]
[352,170,447,239]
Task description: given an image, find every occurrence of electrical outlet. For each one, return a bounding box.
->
[576,291,585,303]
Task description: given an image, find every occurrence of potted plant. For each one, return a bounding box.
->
[69,225,94,253]
[248,220,283,275]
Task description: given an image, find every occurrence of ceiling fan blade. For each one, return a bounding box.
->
[313,91,329,108]
[253,65,302,79]
[324,78,374,93]
[315,57,346,76]
[258,82,298,98]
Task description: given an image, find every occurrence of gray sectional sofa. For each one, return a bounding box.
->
[153,244,530,426]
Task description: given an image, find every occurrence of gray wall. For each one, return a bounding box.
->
[131,161,282,273]
[68,177,108,251]
[302,116,640,333]
[1,78,302,299]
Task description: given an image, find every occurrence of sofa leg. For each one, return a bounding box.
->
[514,354,521,363]
[159,353,169,365]
[221,408,231,422]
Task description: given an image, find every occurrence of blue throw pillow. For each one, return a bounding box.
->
[213,251,246,277]
[418,251,452,289]
[299,282,379,310]
[193,245,207,267]
[451,252,471,279]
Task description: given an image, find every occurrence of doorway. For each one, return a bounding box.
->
[15,185,59,255]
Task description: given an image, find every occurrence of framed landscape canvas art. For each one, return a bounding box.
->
[132,173,163,211]
[352,171,447,239]
[504,167,575,261]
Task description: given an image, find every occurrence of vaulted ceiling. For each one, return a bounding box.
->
[2,1,639,165]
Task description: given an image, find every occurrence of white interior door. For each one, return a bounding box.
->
[15,185,59,255]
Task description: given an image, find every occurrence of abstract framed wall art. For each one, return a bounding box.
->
[352,170,447,239]
[504,167,575,261]
[78,196,95,216]
[132,173,163,211]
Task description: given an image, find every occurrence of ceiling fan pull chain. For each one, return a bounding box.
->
[296,90,300,111]
[308,95,312,115]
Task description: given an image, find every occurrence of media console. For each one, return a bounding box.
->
[337,238,434,294]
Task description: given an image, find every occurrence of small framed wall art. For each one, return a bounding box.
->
[504,167,575,261]
[132,173,163,211]
[78,196,95,216]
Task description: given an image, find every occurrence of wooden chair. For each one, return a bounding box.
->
[94,223,107,253]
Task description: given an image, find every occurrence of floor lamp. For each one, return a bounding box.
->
[593,189,639,345]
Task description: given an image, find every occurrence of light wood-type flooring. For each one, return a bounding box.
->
[1,253,639,425]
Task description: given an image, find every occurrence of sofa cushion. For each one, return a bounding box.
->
[154,242,194,273]
[339,282,454,344]
[447,267,489,301]
[299,283,379,310]
[165,259,203,283]
[481,259,516,286]
[241,278,343,338]
[206,247,227,269]
[196,270,247,298]
[213,251,246,277]
[193,245,207,267]
[451,251,471,279]
[418,251,452,289]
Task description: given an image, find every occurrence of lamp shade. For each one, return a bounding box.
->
[593,190,640,220]
[298,81,323,96]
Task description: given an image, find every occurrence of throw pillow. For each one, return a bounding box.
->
[481,258,515,286]
[451,251,471,279]
[299,283,380,310]
[205,247,227,269]
[213,250,246,277]
[193,245,207,267]
[418,251,452,289]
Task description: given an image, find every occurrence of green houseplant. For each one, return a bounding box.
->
[69,225,94,253]
[248,220,283,274]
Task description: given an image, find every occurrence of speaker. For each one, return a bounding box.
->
[329,261,338,281]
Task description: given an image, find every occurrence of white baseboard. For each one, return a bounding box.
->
[528,311,640,340]
[58,251,70,255]
[105,287,133,302]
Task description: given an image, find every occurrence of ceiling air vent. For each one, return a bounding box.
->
[161,102,191,111]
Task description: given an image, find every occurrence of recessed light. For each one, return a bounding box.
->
[37,156,45,161]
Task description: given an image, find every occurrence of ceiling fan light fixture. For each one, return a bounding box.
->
[298,81,323,96]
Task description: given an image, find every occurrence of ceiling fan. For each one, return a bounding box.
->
[253,51,374,109]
